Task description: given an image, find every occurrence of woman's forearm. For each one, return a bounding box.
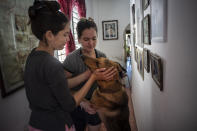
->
[73,74,96,106]
[67,70,91,88]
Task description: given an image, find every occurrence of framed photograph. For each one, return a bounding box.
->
[134,46,137,62]
[143,0,150,10]
[102,20,118,40]
[144,48,150,73]
[132,4,135,25]
[151,0,167,42]
[142,14,151,44]
[133,27,136,46]
[0,14,38,97]
[150,53,163,90]
[136,8,143,47]
[137,49,144,80]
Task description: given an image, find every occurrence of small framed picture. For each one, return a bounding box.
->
[143,0,150,10]
[102,20,118,40]
[144,48,150,73]
[150,53,163,90]
[132,4,135,24]
[133,27,136,45]
[142,14,151,45]
[134,46,137,62]
[137,49,144,80]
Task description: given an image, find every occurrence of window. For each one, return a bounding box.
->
[57,47,66,62]
[71,6,80,49]
[57,6,80,63]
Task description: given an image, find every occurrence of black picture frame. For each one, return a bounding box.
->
[137,49,144,80]
[143,0,150,10]
[102,20,118,40]
[150,53,163,90]
[144,48,150,73]
[132,4,135,24]
[142,14,151,45]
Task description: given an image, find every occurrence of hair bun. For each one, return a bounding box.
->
[28,1,61,20]
[79,17,94,22]
[50,1,61,12]
[88,17,94,21]
[45,1,60,13]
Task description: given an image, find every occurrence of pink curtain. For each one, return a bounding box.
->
[74,0,86,18]
[58,0,75,55]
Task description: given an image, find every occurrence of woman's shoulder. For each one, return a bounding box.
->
[63,48,82,67]
[66,48,81,59]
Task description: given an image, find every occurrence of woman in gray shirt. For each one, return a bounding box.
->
[63,18,108,131]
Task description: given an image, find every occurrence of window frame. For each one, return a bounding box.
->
[57,6,80,63]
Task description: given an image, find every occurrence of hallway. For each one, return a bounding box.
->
[125,57,138,131]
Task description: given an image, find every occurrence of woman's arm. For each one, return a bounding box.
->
[64,70,73,78]
[67,70,91,88]
[73,67,116,106]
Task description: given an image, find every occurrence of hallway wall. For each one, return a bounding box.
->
[130,0,197,131]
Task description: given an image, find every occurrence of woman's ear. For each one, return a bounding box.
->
[45,30,54,42]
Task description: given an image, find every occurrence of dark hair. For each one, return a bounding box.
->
[76,17,97,38]
[28,1,69,41]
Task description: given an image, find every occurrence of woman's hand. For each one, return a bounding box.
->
[92,66,117,81]
[80,101,96,114]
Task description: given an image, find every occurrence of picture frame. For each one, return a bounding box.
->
[151,0,167,42]
[150,53,163,90]
[132,4,135,25]
[137,49,144,80]
[0,14,38,97]
[133,27,136,46]
[102,20,118,40]
[142,14,151,45]
[144,48,150,73]
[136,8,143,48]
[143,0,150,10]
[134,46,137,62]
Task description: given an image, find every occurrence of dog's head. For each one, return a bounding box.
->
[81,55,126,77]
[81,55,126,92]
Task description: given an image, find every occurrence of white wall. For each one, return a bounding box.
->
[131,0,197,131]
[86,0,130,66]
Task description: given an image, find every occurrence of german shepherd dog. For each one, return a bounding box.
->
[81,55,131,131]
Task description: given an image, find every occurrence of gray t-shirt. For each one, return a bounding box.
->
[63,48,106,100]
[24,48,76,131]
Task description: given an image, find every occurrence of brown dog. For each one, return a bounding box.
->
[81,55,131,131]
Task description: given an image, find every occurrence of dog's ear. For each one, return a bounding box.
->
[114,62,127,78]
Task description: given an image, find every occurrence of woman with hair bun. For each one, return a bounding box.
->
[63,17,110,131]
[25,1,116,131]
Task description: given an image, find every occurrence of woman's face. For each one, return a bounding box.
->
[51,23,70,50]
[79,28,97,53]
